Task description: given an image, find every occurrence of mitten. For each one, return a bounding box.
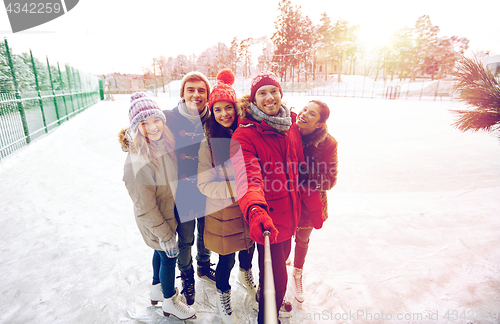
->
[159,234,179,258]
[247,206,279,245]
[309,207,324,229]
[302,189,324,229]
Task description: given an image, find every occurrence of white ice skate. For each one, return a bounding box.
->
[150,283,164,305]
[238,268,257,299]
[161,288,196,320]
[293,267,304,303]
[216,289,237,324]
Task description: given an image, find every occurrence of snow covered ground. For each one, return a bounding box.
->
[1,94,499,324]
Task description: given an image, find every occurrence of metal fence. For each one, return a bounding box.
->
[149,75,459,102]
[0,39,101,160]
[278,76,459,101]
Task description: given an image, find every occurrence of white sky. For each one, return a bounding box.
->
[1,0,499,75]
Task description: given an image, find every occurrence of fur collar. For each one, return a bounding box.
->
[237,94,254,121]
[302,124,328,148]
[118,127,132,152]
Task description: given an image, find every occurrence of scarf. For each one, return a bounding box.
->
[178,100,210,125]
[248,102,292,132]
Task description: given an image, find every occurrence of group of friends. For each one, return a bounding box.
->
[119,69,338,324]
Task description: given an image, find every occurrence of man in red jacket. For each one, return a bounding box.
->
[230,71,323,323]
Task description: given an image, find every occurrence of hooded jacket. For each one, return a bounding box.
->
[298,125,338,228]
[229,95,321,243]
[119,128,178,251]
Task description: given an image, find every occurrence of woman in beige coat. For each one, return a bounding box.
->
[197,70,255,324]
[121,94,195,320]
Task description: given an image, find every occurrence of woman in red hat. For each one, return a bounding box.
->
[197,69,256,324]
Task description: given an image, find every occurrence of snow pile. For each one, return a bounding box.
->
[0,95,499,324]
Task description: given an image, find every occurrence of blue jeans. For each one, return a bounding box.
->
[294,227,313,269]
[176,217,211,273]
[152,250,177,298]
[216,244,255,292]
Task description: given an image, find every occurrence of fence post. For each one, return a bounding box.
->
[65,64,75,114]
[361,75,366,98]
[70,66,81,111]
[419,79,424,100]
[46,56,61,125]
[29,49,48,134]
[75,69,86,109]
[57,62,69,120]
[434,79,440,101]
[4,38,30,144]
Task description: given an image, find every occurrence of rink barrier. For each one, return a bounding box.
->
[111,76,459,102]
[0,38,100,160]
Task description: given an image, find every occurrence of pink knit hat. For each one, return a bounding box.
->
[129,96,166,134]
[208,69,237,110]
[249,71,283,102]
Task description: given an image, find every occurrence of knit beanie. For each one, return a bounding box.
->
[129,97,166,134]
[180,71,211,99]
[208,69,237,110]
[249,71,283,102]
[130,92,147,103]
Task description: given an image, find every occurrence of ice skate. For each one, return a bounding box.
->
[293,267,304,303]
[178,268,195,305]
[216,289,237,324]
[197,261,216,284]
[150,283,164,305]
[237,268,257,299]
[161,288,196,320]
[279,300,292,318]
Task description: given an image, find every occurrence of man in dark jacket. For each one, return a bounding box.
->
[163,72,215,306]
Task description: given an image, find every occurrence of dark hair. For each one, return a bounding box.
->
[309,100,330,123]
[204,105,238,166]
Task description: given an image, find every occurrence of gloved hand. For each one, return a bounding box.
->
[302,189,324,229]
[247,206,279,245]
[309,206,324,229]
[159,234,179,258]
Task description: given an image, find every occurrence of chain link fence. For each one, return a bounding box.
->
[1,39,101,160]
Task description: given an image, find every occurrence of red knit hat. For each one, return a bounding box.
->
[208,69,237,110]
[249,71,283,102]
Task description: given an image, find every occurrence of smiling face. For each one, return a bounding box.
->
[138,116,164,142]
[213,101,236,128]
[253,85,282,116]
[296,101,324,136]
[182,81,208,114]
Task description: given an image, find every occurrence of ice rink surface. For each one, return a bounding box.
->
[1,95,499,323]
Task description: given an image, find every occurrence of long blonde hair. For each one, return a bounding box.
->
[130,122,177,172]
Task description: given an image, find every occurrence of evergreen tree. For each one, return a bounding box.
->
[331,19,359,82]
[411,15,439,80]
[452,56,500,140]
[317,12,334,80]
[0,42,15,92]
[272,0,299,81]
[230,37,240,75]
[434,36,469,78]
